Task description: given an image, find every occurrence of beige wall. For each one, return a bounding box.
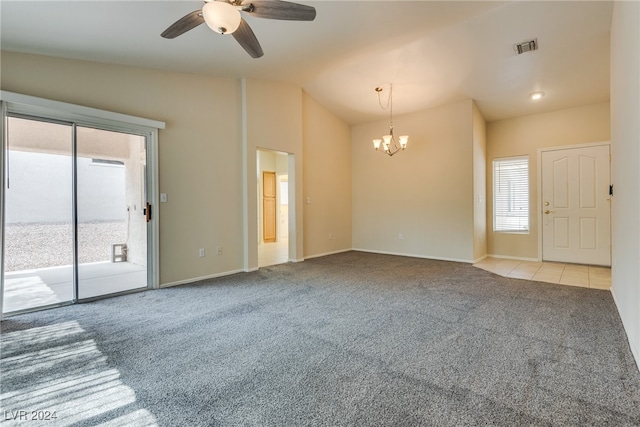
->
[610,1,640,368]
[472,102,487,261]
[486,102,610,259]
[243,79,304,267]
[352,99,476,262]
[302,92,352,258]
[1,51,354,285]
[1,51,245,285]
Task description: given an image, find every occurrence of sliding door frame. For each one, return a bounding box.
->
[0,91,164,317]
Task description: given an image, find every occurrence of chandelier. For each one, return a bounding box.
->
[372,84,408,156]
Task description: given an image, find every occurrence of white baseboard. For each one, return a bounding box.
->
[610,286,640,372]
[486,254,541,262]
[472,254,489,264]
[352,248,475,264]
[305,248,352,260]
[160,269,245,288]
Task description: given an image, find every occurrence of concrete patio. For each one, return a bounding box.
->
[3,261,147,314]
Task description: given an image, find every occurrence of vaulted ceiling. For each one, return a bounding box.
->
[1,1,612,125]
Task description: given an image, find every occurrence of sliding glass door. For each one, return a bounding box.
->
[76,126,148,300]
[3,116,75,312]
[2,116,150,314]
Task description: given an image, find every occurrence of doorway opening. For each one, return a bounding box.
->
[257,149,289,267]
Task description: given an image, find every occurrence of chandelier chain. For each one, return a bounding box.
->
[372,83,408,157]
[376,84,394,129]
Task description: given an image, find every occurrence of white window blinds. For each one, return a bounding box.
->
[493,156,529,232]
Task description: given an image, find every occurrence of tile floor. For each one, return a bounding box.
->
[473,257,611,290]
[258,239,289,268]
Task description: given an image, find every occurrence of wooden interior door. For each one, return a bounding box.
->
[263,171,276,243]
[541,145,611,266]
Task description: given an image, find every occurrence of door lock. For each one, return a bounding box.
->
[144,202,152,222]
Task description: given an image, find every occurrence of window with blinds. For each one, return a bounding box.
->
[493,156,529,232]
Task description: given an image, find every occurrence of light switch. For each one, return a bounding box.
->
[160,193,167,203]
[306,197,311,205]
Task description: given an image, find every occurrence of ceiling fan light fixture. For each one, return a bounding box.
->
[202,1,241,35]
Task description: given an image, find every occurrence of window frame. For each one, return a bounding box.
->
[493,155,530,234]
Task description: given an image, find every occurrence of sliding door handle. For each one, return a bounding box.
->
[145,202,152,222]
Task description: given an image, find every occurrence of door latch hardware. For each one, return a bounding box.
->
[144,202,152,222]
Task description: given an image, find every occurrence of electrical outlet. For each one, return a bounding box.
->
[217,246,223,255]
[398,233,403,240]
[329,233,333,240]
[199,248,205,257]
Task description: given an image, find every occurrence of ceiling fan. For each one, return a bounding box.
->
[161,0,316,58]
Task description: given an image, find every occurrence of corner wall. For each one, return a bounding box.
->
[352,99,476,262]
[302,92,352,258]
[472,102,487,261]
[486,103,610,259]
[243,79,304,268]
[610,0,640,369]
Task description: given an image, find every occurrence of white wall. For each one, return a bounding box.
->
[610,0,640,368]
[352,99,476,262]
[5,117,137,224]
[5,152,126,223]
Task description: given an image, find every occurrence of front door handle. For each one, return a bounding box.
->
[544,210,554,215]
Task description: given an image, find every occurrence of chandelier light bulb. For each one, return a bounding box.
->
[372,139,382,150]
[399,135,409,149]
[202,1,242,34]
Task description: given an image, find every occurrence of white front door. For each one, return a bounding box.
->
[541,145,611,266]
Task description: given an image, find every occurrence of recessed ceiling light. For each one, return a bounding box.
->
[530,91,545,101]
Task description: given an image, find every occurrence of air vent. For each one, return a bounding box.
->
[514,39,538,55]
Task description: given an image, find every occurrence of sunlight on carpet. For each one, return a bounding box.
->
[1,321,157,426]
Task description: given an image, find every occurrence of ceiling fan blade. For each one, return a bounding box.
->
[233,18,264,58]
[161,10,204,39]
[243,1,316,21]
